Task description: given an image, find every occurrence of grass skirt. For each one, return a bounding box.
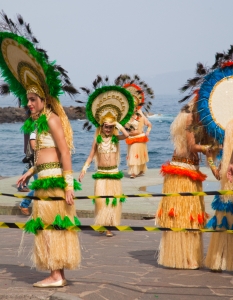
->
[94,178,122,226]
[32,167,81,271]
[205,182,233,270]
[156,169,206,269]
[127,141,148,175]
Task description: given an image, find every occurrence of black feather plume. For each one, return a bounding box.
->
[62,84,79,96]
[80,87,90,95]
[178,94,192,103]
[87,125,92,131]
[0,83,10,95]
[83,121,89,130]
[25,23,32,34]
[17,14,24,25]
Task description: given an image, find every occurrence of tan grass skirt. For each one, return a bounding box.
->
[94,178,122,226]
[127,142,149,175]
[156,173,205,269]
[32,168,81,271]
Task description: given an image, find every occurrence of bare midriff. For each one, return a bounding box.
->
[36,147,60,166]
[97,152,118,168]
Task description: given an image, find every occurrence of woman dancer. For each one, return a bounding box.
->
[0,13,81,287]
[114,75,154,178]
[156,97,215,269]
[79,82,134,236]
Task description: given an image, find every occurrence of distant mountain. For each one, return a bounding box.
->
[144,69,194,95]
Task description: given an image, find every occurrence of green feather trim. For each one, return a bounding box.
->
[74,216,81,226]
[112,197,117,207]
[63,216,75,228]
[36,114,49,134]
[0,32,62,106]
[25,217,44,234]
[29,177,82,191]
[86,86,134,127]
[25,215,81,234]
[111,135,118,144]
[96,134,103,144]
[21,117,35,134]
[120,197,126,203]
[92,199,95,205]
[92,171,124,180]
[106,197,110,205]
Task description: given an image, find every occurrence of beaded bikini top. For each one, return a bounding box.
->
[36,132,57,150]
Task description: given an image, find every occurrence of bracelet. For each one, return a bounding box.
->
[207,158,217,169]
[202,145,210,153]
[146,127,151,133]
[82,162,90,174]
[62,170,74,191]
[115,122,123,131]
[29,166,37,175]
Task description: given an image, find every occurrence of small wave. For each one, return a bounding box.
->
[148,114,174,120]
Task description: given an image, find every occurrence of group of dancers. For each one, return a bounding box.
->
[1,12,233,287]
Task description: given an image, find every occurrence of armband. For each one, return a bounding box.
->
[115,122,123,131]
[82,162,90,174]
[207,158,217,169]
[63,170,74,191]
[146,127,151,133]
[29,166,37,175]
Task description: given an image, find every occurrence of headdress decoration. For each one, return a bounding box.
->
[79,75,134,130]
[179,45,233,145]
[114,74,155,112]
[0,11,79,106]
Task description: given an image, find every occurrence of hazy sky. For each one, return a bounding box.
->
[1,0,233,94]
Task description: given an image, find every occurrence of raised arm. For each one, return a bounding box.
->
[115,122,130,140]
[78,139,97,182]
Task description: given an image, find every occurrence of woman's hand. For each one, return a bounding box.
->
[211,168,220,180]
[65,189,74,205]
[78,170,85,182]
[17,170,32,188]
[227,163,233,183]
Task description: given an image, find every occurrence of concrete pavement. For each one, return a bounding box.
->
[0,167,231,300]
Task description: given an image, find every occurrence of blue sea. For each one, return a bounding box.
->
[0,95,182,177]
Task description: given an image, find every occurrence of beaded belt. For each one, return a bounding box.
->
[98,165,118,170]
[172,156,199,166]
[36,162,62,172]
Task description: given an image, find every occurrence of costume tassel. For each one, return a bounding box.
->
[112,197,117,206]
[120,197,126,203]
[106,197,110,205]
[219,216,229,229]
[25,217,44,234]
[63,216,74,228]
[168,208,175,217]
[74,216,81,226]
[206,215,217,229]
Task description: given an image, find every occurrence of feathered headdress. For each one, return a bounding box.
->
[114,74,155,113]
[0,11,79,106]
[78,75,134,131]
[179,45,233,144]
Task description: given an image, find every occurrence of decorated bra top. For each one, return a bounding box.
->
[96,134,118,154]
[36,132,57,150]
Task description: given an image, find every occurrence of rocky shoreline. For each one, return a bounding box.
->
[0,106,86,123]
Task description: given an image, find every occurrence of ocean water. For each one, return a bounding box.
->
[0,95,181,177]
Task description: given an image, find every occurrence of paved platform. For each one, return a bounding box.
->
[0,168,230,300]
[0,215,232,300]
[0,167,219,219]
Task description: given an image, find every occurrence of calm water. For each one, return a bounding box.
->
[0,95,181,176]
